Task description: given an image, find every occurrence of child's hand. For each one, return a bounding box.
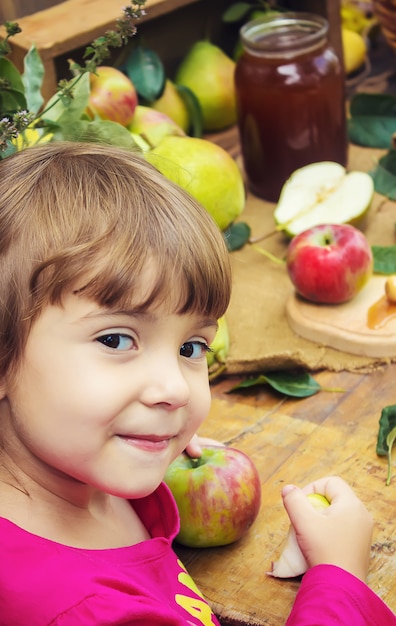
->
[281,476,373,581]
[184,435,225,458]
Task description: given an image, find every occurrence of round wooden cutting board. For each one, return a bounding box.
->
[285,275,396,358]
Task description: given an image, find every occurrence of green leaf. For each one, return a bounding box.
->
[0,88,27,114]
[22,45,44,114]
[348,93,396,148]
[228,370,322,398]
[0,141,17,160]
[222,3,254,22]
[0,57,25,93]
[386,427,396,486]
[0,56,27,114]
[369,149,396,199]
[223,221,251,251]
[372,245,396,274]
[51,118,140,150]
[376,404,396,456]
[175,84,203,137]
[41,73,90,125]
[125,45,165,102]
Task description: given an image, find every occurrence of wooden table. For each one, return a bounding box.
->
[176,366,396,625]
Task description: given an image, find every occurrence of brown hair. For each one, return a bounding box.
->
[0,142,232,377]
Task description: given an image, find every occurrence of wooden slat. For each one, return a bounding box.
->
[0,0,203,100]
[2,0,202,57]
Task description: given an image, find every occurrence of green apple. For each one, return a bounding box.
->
[307,493,330,509]
[128,105,186,149]
[86,66,138,127]
[268,492,330,578]
[274,161,374,237]
[164,445,261,548]
[146,135,245,230]
[175,41,237,132]
[150,80,190,132]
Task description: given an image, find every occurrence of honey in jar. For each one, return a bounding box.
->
[235,13,347,202]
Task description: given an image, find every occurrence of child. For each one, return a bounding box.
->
[0,142,393,625]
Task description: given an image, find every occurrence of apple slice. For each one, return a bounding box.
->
[274,162,374,237]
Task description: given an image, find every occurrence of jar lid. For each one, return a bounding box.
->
[240,12,328,57]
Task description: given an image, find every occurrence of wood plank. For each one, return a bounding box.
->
[1,0,201,59]
[175,367,396,625]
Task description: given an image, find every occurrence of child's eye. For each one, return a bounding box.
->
[180,341,211,359]
[97,334,134,351]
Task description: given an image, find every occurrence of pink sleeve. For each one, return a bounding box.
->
[286,565,396,626]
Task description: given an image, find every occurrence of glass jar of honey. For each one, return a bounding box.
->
[235,13,347,202]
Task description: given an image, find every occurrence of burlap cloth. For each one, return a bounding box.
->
[225,143,396,375]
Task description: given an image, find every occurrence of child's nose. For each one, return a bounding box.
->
[140,358,190,409]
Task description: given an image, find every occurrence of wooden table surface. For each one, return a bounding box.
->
[175,366,396,625]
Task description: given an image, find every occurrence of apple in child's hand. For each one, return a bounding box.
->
[286,223,373,304]
[164,445,261,548]
[87,66,138,126]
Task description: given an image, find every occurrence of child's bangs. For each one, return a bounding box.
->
[71,230,232,321]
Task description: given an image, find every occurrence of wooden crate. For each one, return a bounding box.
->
[0,0,64,22]
[0,0,342,103]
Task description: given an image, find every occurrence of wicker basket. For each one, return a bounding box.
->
[373,0,396,52]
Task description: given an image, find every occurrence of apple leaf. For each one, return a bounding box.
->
[125,45,165,102]
[0,57,25,93]
[222,2,254,22]
[376,405,396,455]
[348,93,396,149]
[376,404,396,485]
[42,73,90,125]
[0,88,27,115]
[224,221,251,251]
[0,57,27,114]
[228,371,321,398]
[372,245,396,274]
[386,428,396,486]
[176,84,203,138]
[52,119,140,150]
[369,149,396,200]
[22,45,44,114]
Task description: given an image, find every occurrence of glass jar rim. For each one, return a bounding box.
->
[239,12,329,56]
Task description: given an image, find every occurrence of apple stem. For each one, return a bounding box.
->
[320,386,346,393]
[250,243,285,266]
[189,457,202,468]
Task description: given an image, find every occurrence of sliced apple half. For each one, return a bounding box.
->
[274,162,374,237]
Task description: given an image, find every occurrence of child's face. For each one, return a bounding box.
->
[0,282,217,501]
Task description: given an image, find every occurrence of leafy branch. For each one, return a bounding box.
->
[0,0,147,154]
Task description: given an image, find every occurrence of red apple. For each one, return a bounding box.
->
[164,445,261,548]
[286,223,373,304]
[87,66,138,126]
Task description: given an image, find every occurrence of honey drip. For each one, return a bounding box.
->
[367,295,396,329]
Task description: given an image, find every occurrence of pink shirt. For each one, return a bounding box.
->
[288,564,396,625]
[0,482,394,625]
[0,483,220,625]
